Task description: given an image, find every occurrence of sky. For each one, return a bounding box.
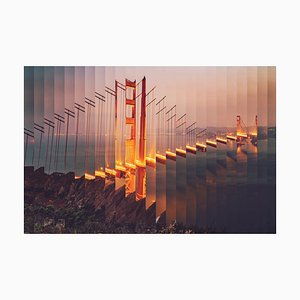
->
[24,66,276,133]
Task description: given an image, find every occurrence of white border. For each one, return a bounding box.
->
[1,1,299,299]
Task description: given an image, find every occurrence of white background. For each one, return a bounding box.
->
[0,1,299,299]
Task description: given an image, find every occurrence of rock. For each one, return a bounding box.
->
[58,186,64,196]
[24,166,194,233]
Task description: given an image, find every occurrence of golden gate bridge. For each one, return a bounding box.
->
[24,75,258,204]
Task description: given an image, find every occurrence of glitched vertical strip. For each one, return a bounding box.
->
[24,67,35,167]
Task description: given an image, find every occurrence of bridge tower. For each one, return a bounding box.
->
[136,77,146,200]
[122,77,146,200]
[124,79,137,195]
[237,115,241,134]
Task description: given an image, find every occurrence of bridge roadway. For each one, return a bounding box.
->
[82,131,256,180]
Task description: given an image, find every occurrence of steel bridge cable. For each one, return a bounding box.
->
[107,92,111,166]
[37,128,43,168]
[24,133,28,162]
[85,103,91,173]
[96,96,100,166]
[45,123,50,170]
[31,134,35,166]
[55,120,61,172]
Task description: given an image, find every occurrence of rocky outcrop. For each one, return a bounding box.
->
[24,166,197,233]
[24,167,156,229]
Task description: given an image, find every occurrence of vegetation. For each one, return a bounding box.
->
[24,167,219,234]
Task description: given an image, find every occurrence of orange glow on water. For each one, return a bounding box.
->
[206,140,217,147]
[85,173,95,180]
[146,156,156,168]
[156,153,166,164]
[166,151,176,161]
[196,142,207,149]
[125,162,136,170]
[135,159,146,168]
[176,148,186,154]
[156,153,166,159]
[226,135,237,141]
[176,148,186,157]
[216,137,227,144]
[237,132,247,138]
[249,132,258,136]
[115,165,126,172]
[186,145,197,154]
[105,168,116,176]
[95,170,106,178]
[166,150,176,159]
